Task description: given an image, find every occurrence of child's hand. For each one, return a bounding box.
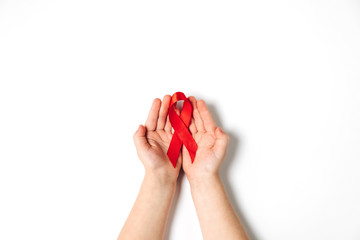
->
[133,95,181,183]
[182,97,229,183]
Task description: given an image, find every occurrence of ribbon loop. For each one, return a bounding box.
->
[167,92,198,167]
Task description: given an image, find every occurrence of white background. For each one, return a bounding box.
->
[1,0,360,239]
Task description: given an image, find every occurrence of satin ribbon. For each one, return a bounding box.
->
[167,92,198,168]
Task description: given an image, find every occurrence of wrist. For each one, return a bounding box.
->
[144,171,177,189]
[188,172,222,189]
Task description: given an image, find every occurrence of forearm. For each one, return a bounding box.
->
[190,174,249,240]
[118,173,176,240]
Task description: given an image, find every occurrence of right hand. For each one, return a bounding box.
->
[182,97,229,183]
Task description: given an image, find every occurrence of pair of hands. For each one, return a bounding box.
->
[120,95,249,240]
[133,95,229,184]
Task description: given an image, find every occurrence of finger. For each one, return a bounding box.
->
[157,95,171,130]
[145,98,161,131]
[189,117,197,135]
[164,114,172,132]
[213,127,229,159]
[189,96,205,132]
[197,99,216,133]
[133,125,150,152]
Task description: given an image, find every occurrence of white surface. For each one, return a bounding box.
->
[1,1,360,239]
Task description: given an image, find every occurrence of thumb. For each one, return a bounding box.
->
[133,125,150,151]
[213,127,229,158]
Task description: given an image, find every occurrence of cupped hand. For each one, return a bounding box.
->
[133,95,181,183]
[182,97,229,183]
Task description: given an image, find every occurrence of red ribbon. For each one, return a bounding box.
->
[167,92,198,168]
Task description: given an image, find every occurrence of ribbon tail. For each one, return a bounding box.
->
[182,137,198,163]
[167,133,182,168]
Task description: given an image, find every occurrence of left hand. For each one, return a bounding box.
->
[133,95,181,183]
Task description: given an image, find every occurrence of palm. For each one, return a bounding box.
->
[145,129,172,168]
[183,131,220,175]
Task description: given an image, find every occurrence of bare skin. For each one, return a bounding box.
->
[118,95,249,240]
